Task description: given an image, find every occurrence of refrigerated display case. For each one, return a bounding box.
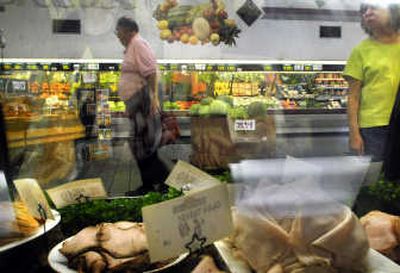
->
[0,59,349,173]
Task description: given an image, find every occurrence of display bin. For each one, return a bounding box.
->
[228,116,276,158]
[190,116,237,169]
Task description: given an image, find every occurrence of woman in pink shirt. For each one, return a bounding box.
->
[115,17,169,195]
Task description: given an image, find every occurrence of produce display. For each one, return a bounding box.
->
[188,96,279,118]
[154,0,241,46]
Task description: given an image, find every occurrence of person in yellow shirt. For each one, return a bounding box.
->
[344,1,400,161]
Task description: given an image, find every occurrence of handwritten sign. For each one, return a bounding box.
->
[165,161,220,193]
[143,184,233,262]
[14,178,54,220]
[82,72,97,83]
[234,120,256,131]
[46,178,107,208]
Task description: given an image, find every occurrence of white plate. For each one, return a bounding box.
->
[214,240,400,273]
[48,237,188,273]
[0,209,61,253]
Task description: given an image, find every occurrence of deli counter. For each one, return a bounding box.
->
[0,59,349,173]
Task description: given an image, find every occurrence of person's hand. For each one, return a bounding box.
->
[350,132,364,156]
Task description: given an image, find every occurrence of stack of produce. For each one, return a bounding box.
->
[154,0,241,46]
[190,96,232,117]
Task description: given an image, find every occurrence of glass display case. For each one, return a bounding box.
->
[0,58,349,176]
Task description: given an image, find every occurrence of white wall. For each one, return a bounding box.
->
[0,0,367,61]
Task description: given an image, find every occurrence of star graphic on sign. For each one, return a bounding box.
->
[75,193,90,203]
[184,232,207,255]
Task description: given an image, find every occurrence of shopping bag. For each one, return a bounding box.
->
[160,111,180,146]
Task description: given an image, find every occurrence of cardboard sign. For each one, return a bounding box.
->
[46,178,107,208]
[234,120,256,131]
[165,160,220,193]
[14,178,54,220]
[142,184,233,262]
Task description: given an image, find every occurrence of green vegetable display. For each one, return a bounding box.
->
[59,188,182,237]
[209,100,230,115]
[228,106,249,119]
[247,101,268,118]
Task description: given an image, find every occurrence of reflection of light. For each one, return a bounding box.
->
[230,156,372,217]
[362,0,400,8]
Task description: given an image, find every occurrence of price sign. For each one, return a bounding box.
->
[170,64,178,71]
[206,65,214,71]
[13,63,23,70]
[27,64,39,70]
[217,65,226,71]
[234,119,256,131]
[50,64,59,71]
[3,63,12,70]
[304,65,313,71]
[88,63,99,70]
[313,64,323,71]
[46,178,107,208]
[165,160,220,193]
[264,65,273,71]
[143,184,233,262]
[12,80,27,92]
[227,65,236,72]
[159,64,167,71]
[42,64,50,70]
[195,64,206,71]
[14,178,54,220]
[82,72,97,83]
[282,64,294,71]
[62,63,71,71]
[294,64,304,71]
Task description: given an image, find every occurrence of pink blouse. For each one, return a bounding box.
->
[118,34,157,101]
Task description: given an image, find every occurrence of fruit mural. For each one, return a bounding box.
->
[153,0,241,46]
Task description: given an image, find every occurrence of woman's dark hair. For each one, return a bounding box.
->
[116,16,139,33]
[361,4,400,36]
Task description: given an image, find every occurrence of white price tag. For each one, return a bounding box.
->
[82,72,97,84]
[12,81,26,91]
[14,178,54,220]
[143,184,233,262]
[234,119,256,131]
[165,161,220,193]
[46,178,107,208]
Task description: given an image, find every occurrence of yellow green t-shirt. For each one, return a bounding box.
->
[343,38,400,128]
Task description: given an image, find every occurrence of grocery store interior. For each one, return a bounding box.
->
[1,0,400,273]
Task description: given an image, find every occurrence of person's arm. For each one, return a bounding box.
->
[346,76,364,155]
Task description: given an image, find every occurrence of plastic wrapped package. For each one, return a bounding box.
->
[228,156,372,273]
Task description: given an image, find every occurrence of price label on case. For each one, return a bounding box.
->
[234,119,256,131]
[12,80,27,91]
